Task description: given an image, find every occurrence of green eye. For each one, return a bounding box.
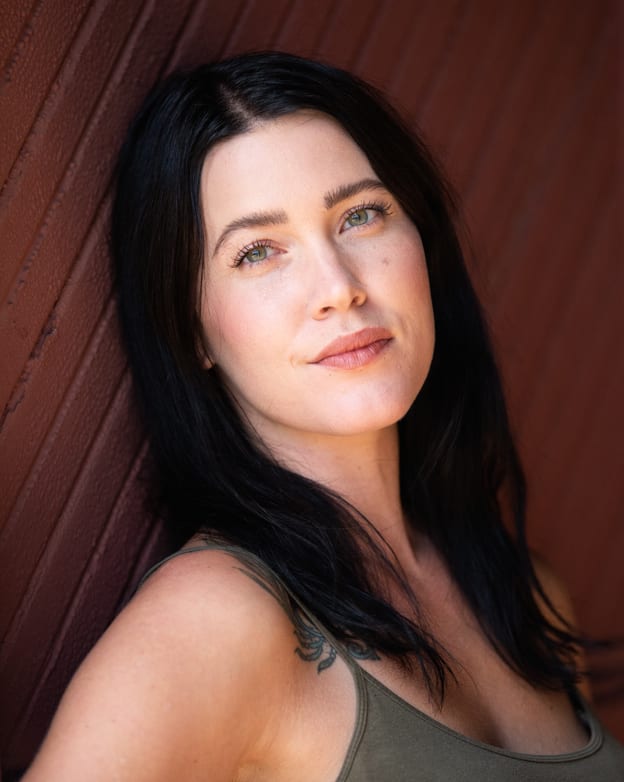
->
[245,245,268,263]
[233,241,279,268]
[346,208,370,227]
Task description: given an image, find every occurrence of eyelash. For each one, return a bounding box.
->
[230,199,394,267]
[231,239,279,268]
[343,200,393,227]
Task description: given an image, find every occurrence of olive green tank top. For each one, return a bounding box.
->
[140,545,624,781]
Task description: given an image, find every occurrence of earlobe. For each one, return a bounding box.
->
[196,345,215,370]
[196,331,215,369]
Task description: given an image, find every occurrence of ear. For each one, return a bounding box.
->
[196,327,215,370]
[198,340,215,369]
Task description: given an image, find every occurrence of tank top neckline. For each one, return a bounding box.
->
[350,665,602,764]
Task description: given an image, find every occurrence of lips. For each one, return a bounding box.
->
[311,327,392,366]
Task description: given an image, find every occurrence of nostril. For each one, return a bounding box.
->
[353,290,366,307]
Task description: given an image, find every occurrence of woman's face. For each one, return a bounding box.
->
[199,112,435,452]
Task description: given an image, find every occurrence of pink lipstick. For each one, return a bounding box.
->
[311,327,392,369]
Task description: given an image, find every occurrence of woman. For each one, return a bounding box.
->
[24,51,623,780]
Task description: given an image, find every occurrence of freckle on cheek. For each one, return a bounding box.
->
[382,257,389,266]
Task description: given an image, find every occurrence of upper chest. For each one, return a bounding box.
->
[357,554,589,754]
[255,577,588,782]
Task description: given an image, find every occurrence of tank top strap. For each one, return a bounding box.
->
[136,544,228,591]
[136,541,365,675]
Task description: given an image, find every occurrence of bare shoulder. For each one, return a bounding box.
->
[25,548,297,782]
[531,553,578,627]
[531,553,591,699]
[133,545,295,637]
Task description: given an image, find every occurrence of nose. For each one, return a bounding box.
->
[308,243,367,319]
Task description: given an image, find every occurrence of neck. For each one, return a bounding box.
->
[259,424,417,560]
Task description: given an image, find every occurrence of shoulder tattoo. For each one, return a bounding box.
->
[234,564,380,673]
[293,609,379,673]
[293,610,338,672]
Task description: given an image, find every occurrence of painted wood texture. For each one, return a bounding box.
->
[1,0,621,775]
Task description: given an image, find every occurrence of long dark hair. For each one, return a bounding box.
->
[112,50,581,698]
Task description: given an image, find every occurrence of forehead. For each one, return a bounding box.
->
[200,112,376,228]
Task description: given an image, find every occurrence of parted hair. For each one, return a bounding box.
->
[112,50,581,697]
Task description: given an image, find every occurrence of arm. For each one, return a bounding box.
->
[23,550,294,781]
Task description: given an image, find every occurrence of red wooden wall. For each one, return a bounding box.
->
[1,0,622,776]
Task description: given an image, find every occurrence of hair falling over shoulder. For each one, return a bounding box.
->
[112,50,585,701]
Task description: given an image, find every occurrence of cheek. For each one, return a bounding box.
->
[200,283,240,364]
[203,300,251,366]
[379,235,432,312]
[385,240,435,365]
[201,283,286,375]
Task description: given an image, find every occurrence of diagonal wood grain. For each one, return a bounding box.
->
[1,1,621,775]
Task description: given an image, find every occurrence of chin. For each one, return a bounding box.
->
[319,393,416,437]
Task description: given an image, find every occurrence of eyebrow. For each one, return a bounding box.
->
[323,178,387,209]
[212,178,388,256]
[213,210,288,255]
